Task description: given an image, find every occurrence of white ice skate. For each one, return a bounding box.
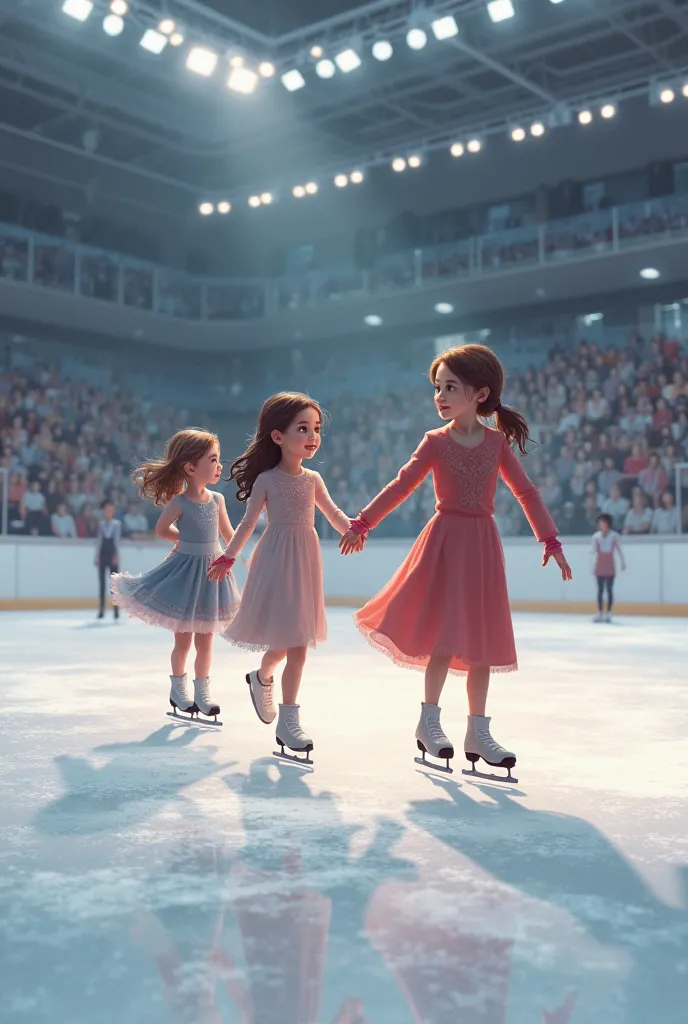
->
[414,703,455,774]
[246,670,276,724]
[274,704,313,767]
[604,613,613,623]
[193,677,222,725]
[593,613,604,623]
[167,674,195,721]
[462,715,518,784]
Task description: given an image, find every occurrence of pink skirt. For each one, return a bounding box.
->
[355,513,517,676]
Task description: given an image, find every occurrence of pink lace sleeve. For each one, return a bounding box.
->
[499,437,558,543]
[361,434,434,529]
[314,474,351,535]
[221,477,267,560]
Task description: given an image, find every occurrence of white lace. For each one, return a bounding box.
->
[475,721,508,757]
[259,675,274,703]
[195,678,213,704]
[426,715,448,742]
[282,706,308,741]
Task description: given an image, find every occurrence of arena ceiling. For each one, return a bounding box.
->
[1,0,688,213]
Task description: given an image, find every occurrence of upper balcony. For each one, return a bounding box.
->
[1,193,688,352]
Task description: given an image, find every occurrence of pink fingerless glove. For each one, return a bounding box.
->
[348,514,371,537]
[544,536,563,557]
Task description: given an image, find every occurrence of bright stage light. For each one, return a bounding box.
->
[640,267,660,280]
[305,182,318,195]
[578,109,593,124]
[487,1,515,23]
[435,302,454,314]
[335,49,361,73]
[467,138,482,153]
[62,0,93,22]
[229,55,245,68]
[217,201,231,214]
[186,47,218,77]
[406,28,428,50]
[258,62,275,78]
[310,45,323,58]
[260,193,273,205]
[140,29,167,54]
[511,127,526,141]
[350,170,364,184]
[248,196,261,208]
[364,315,383,326]
[601,103,616,119]
[102,13,123,35]
[199,202,214,215]
[169,32,184,46]
[683,83,688,98]
[432,16,459,40]
[660,88,675,104]
[228,67,259,94]
[450,142,465,157]
[281,69,306,91]
[408,154,422,168]
[334,174,348,188]
[315,59,336,79]
[530,122,545,137]
[372,40,393,61]
[109,0,127,14]
[392,157,407,172]
[293,185,306,198]
[158,19,175,35]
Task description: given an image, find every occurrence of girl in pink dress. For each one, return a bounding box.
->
[340,344,572,781]
[208,393,353,764]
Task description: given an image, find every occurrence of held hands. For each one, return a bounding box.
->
[339,530,366,556]
[207,555,235,582]
[542,548,573,581]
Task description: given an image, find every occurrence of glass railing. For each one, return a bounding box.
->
[1,193,687,322]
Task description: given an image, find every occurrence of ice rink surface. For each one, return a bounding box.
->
[1,608,686,1024]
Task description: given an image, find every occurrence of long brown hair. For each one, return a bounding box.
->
[230,392,323,502]
[133,428,219,507]
[429,343,532,454]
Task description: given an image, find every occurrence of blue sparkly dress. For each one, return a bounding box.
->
[111,491,240,634]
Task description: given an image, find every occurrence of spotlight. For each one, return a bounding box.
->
[229,55,245,69]
[640,267,660,280]
[102,13,123,35]
[258,62,275,78]
[406,28,428,50]
[431,16,459,40]
[334,174,348,188]
[248,196,261,208]
[350,170,364,184]
[600,103,616,119]
[392,157,407,172]
[408,154,422,168]
[660,88,675,104]
[228,67,259,94]
[578,109,593,124]
[293,185,306,198]
[435,302,454,314]
[109,0,127,14]
[315,59,336,79]
[199,202,214,215]
[450,142,465,157]
[683,83,688,98]
[511,127,526,141]
[372,40,393,61]
[530,122,545,137]
[487,1,515,23]
[260,192,273,205]
[140,29,167,54]
[186,47,218,77]
[281,69,306,91]
[158,19,175,35]
[169,32,184,46]
[217,201,231,214]
[467,138,482,153]
[364,315,383,326]
[310,45,323,58]
[62,0,93,22]
[305,182,318,195]
[335,49,361,73]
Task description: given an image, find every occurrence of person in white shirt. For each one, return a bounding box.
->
[591,514,626,623]
[623,493,653,535]
[651,490,680,534]
[601,482,629,532]
[51,501,77,539]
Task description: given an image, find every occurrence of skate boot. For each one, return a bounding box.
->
[274,704,313,766]
[593,613,604,623]
[414,703,455,774]
[604,613,613,623]
[168,674,195,720]
[246,669,276,724]
[193,677,222,725]
[462,715,518,784]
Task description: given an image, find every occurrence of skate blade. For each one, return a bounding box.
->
[414,755,454,775]
[166,711,223,728]
[272,749,314,770]
[462,767,518,784]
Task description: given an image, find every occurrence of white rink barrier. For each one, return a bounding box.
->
[1,534,687,615]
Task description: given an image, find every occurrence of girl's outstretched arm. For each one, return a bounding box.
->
[314,473,351,535]
[217,493,235,546]
[208,478,267,580]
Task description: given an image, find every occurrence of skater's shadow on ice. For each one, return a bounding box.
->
[415,765,528,798]
[34,726,234,836]
[408,778,688,1021]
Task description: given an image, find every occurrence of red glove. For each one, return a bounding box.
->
[348,514,371,537]
[544,536,563,557]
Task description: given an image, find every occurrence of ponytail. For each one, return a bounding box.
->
[493,403,532,456]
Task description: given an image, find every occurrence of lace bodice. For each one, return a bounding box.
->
[177,491,220,543]
[223,467,350,559]
[362,426,558,542]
